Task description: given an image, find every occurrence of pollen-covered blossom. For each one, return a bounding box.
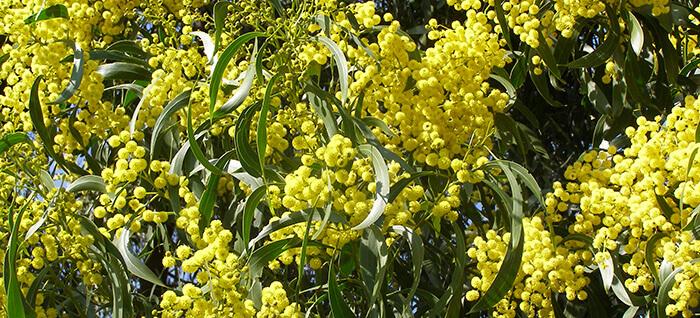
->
[545,95,700,316]
[467,217,590,318]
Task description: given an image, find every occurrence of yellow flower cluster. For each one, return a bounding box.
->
[448,0,668,48]
[545,95,700,315]
[160,221,301,318]
[467,217,590,318]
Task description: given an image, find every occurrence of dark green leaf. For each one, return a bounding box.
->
[530,58,562,107]
[565,7,620,68]
[257,74,281,175]
[235,102,263,177]
[0,133,30,155]
[209,32,265,119]
[5,197,34,318]
[150,90,191,158]
[248,238,300,279]
[329,263,354,318]
[361,116,396,138]
[213,2,228,52]
[243,187,267,251]
[186,90,224,175]
[24,4,68,24]
[536,31,561,79]
[490,74,517,107]
[655,195,675,220]
[592,115,607,148]
[267,0,284,16]
[28,76,88,175]
[645,233,667,285]
[199,151,235,232]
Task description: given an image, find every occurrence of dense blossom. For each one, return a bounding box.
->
[1,0,699,316]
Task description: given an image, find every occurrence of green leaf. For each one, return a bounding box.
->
[623,49,653,105]
[106,40,151,59]
[67,175,108,194]
[234,102,263,177]
[645,233,667,285]
[114,229,165,287]
[446,223,467,316]
[623,306,640,318]
[51,41,84,104]
[493,0,513,49]
[199,151,236,233]
[469,226,524,313]
[529,58,562,107]
[429,223,468,316]
[186,90,224,175]
[243,187,267,252]
[655,195,675,220]
[485,160,545,207]
[536,32,562,79]
[315,35,349,107]
[215,45,258,118]
[586,75,611,115]
[89,50,150,67]
[209,32,265,119]
[28,76,88,175]
[565,7,620,68]
[628,12,644,56]
[24,4,68,24]
[248,238,300,279]
[391,226,424,313]
[213,2,228,52]
[5,197,35,318]
[470,164,526,313]
[96,62,151,82]
[307,86,338,138]
[257,74,281,175]
[361,116,396,138]
[328,263,354,317]
[653,22,680,85]
[599,254,614,291]
[248,212,308,249]
[0,132,30,155]
[611,76,626,117]
[359,226,389,313]
[352,144,389,230]
[150,90,191,158]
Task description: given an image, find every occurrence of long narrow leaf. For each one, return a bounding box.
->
[51,41,84,104]
[209,32,265,120]
[352,144,389,230]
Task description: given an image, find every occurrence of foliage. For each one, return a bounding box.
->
[1,0,700,317]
